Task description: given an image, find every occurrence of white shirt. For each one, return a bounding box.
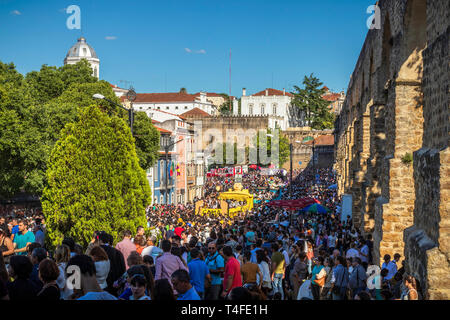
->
[346,248,360,259]
[95,260,110,289]
[327,235,336,248]
[282,249,290,267]
[360,245,369,263]
[258,261,271,284]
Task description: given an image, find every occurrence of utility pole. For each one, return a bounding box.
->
[289,143,293,199]
[229,49,232,112]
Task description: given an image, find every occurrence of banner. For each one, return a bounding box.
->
[201,208,221,216]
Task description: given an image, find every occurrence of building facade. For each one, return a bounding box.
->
[237,88,292,131]
[129,92,217,116]
[64,37,100,79]
[334,0,449,299]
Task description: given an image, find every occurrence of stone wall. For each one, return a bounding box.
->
[334,0,449,299]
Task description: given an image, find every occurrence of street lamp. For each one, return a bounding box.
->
[301,136,316,170]
[161,137,184,205]
[93,88,136,135]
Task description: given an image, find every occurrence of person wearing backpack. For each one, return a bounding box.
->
[348,257,367,299]
[330,256,349,300]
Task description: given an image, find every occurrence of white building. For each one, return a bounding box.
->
[129,92,217,116]
[110,84,129,98]
[64,37,100,79]
[237,88,293,131]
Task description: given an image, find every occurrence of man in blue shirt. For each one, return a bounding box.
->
[187,248,211,299]
[245,226,256,248]
[13,220,35,256]
[250,239,263,264]
[204,242,225,300]
[10,218,19,241]
[172,269,201,300]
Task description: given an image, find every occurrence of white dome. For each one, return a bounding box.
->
[65,37,98,59]
[64,37,100,78]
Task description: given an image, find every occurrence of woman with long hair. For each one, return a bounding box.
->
[89,246,110,290]
[402,275,419,300]
[0,228,14,264]
[256,249,272,297]
[153,278,176,301]
[54,244,72,300]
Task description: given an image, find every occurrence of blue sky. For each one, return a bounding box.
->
[1,0,375,96]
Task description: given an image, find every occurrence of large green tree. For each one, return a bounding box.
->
[248,128,290,167]
[291,74,335,130]
[42,105,151,248]
[0,60,159,198]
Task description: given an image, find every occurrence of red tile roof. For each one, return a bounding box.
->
[322,93,341,102]
[194,92,225,97]
[109,83,126,90]
[180,108,211,118]
[154,126,172,134]
[305,135,335,146]
[132,93,198,103]
[251,88,293,97]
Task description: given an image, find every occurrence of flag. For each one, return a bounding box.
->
[176,164,181,176]
[170,161,174,177]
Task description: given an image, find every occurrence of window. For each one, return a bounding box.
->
[83,48,87,56]
[260,104,265,115]
[175,106,179,110]
[166,106,170,110]
[249,104,253,115]
[160,195,163,204]
[157,107,161,110]
[273,104,277,115]
[160,161,165,181]
[185,106,188,110]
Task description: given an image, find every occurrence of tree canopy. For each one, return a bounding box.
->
[290,74,335,130]
[0,59,159,198]
[42,105,151,248]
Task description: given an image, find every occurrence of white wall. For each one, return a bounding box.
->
[133,101,215,115]
[240,95,292,130]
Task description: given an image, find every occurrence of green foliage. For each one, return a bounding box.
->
[133,111,160,170]
[0,60,159,198]
[401,153,413,165]
[218,93,233,115]
[291,73,335,130]
[42,105,151,248]
[214,128,290,167]
[249,128,290,166]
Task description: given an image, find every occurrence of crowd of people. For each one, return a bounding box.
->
[0,167,422,301]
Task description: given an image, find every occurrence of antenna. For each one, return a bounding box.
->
[119,80,132,89]
[229,49,232,112]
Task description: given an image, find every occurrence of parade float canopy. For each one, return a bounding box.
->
[267,198,318,210]
[218,189,254,203]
